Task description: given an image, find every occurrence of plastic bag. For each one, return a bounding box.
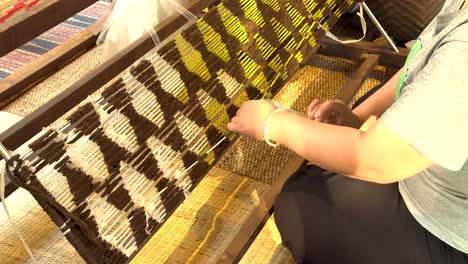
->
[97,0,197,60]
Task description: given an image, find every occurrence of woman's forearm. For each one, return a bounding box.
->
[353,68,402,121]
[269,111,363,177]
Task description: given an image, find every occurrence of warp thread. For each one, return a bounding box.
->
[323,3,367,44]
[0,160,36,262]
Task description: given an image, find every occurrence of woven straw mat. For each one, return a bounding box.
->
[1,45,104,117]
[218,54,386,184]
[239,215,294,264]
[0,187,84,264]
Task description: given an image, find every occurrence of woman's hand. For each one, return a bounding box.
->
[307,99,362,128]
[227,100,278,140]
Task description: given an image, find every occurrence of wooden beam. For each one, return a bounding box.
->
[0,0,219,152]
[335,54,380,103]
[318,37,409,69]
[0,0,99,58]
[217,155,306,264]
[0,15,108,106]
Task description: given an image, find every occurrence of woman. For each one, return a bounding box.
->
[227,0,468,263]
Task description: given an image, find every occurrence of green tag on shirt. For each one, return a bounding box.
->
[396,39,422,100]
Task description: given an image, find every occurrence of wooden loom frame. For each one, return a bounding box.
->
[0,0,103,105]
[0,0,409,261]
[0,0,100,58]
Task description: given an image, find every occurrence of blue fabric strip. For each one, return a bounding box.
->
[30,38,59,50]
[72,14,97,24]
[63,20,91,29]
[0,70,10,79]
[19,44,49,55]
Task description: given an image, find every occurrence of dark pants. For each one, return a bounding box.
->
[274,85,468,263]
[274,165,468,264]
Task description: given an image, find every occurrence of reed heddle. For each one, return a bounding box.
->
[7,0,354,262]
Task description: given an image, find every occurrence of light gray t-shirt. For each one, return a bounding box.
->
[381,0,468,254]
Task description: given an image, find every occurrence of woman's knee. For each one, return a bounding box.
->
[274,190,307,262]
[274,166,346,262]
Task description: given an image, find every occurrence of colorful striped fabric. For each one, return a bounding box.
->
[0,0,41,23]
[0,0,110,80]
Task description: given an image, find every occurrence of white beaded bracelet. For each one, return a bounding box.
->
[263,108,286,147]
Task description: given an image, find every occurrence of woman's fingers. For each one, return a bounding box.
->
[314,100,337,122]
[227,116,243,133]
[307,99,322,118]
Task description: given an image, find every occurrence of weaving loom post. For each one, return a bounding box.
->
[356,1,399,52]
[0,142,12,161]
[0,141,36,261]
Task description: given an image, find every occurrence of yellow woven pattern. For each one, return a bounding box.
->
[180,0,354,139]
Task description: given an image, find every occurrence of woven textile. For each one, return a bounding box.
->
[0,1,110,79]
[7,0,353,262]
[0,58,382,263]
[131,168,269,264]
[6,1,351,262]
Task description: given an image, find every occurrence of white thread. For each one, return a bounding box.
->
[0,162,36,262]
[323,3,367,44]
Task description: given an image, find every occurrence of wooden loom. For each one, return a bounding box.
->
[0,0,409,262]
[0,0,101,57]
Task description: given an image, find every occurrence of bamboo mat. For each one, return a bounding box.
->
[0,186,85,264]
[0,44,104,116]
[239,215,294,264]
